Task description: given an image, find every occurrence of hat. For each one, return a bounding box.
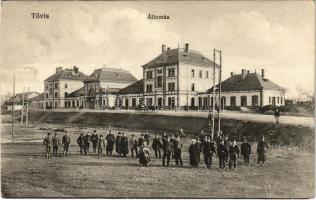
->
[93,130,96,132]
[47,133,51,135]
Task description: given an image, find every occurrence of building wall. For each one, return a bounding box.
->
[219,90,261,107]
[263,90,285,106]
[100,82,133,90]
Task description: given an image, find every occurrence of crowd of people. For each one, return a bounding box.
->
[42,128,268,170]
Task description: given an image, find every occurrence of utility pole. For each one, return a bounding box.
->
[211,49,216,140]
[217,50,222,135]
[21,87,25,125]
[11,74,15,143]
[26,87,29,125]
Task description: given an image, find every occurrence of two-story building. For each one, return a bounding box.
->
[44,66,88,109]
[141,43,218,109]
[206,69,286,109]
[83,67,137,109]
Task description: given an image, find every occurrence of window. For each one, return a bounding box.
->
[191,69,195,78]
[65,92,68,97]
[206,71,209,79]
[146,71,153,79]
[168,82,175,91]
[191,98,195,106]
[146,84,153,93]
[168,68,175,77]
[49,88,53,95]
[65,83,68,88]
[241,96,247,106]
[146,98,153,106]
[281,97,283,105]
[277,97,280,104]
[230,96,236,106]
[45,83,48,90]
[157,70,162,74]
[132,98,137,107]
[252,95,259,106]
[199,70,202,78]
[54,83,58,89]
[191,83,195,91]
[157,76,162,87]
[269,97,271,104]
[168,97,175,107]
[45,93,48,98]
[54,92,58,98]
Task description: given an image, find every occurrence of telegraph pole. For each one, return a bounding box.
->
[217,50,222,134]
[26,87,29,125]
[21,87,25,125]
[11,74,15,143]
[211,49,216,140]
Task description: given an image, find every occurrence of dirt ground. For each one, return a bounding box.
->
[1,123,314,198]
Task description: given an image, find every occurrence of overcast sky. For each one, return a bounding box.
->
[1,1,314,99]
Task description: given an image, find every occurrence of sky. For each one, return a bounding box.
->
[1,1,315,99]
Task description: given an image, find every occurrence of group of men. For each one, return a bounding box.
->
[42,129,269,171]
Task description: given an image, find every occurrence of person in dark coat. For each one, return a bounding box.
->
[77,133,87,155]
[97,135,106,157]
[173,135,183,166]
[170,134,176,159]
[162,137,173,167]
[62,131,71,156]
[116,132,122,156]
[52,133,60,157]
[229,139,240,170]
[85,131,91,153]
[105,130,115,156]
[152,133,162,159]
[257,135,268,166]
[43,133,52,159]
[241,136,251,165]
[130,134,138,158]
[202,136,216,169]
[217,139,227,169]
[195,138,202,164]
[144,132,151,146]
[137,134,144,155]
[189,139,199,167]
[91,130,98,154]
[120,132,129,157]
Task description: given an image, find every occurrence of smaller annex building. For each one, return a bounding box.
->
[206,69,286,110]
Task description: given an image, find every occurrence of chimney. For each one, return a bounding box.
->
[73,66,79,73]
[56,67,62,74]
[241,69,247,80]
[162,44,166,53]
[185,43,189,53]
[167,47,170,51]
[261,69,265,78]
[247,70,250,74]
[230,72,234,77]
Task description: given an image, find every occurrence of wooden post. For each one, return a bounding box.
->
[21,87,25,125]
[11,74,15,143]
[26,87,29,125]
[217,50,222,134]
[211,49,216,140]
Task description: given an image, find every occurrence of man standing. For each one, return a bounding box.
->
[144,132,150,146]
[105,129,115,156]
[162,137,173,167]
[91,130,99,154]
[43,133,52,159]
[120,132,129,157]
[173,135,183,167]
[62,131,71,156]
[224,135,230,164]
[97,135,106,157]
[228,139,240,171]
[52,133,60,157]
[217,139,227,169]
[202,136,215,169]
[130,134,138,158]
[241,136,251,166]
[195,138,202,164]
[152,133,162,159]
[137,133,144,155]
[85,131,91,153]
[257,135,268,166]
[77,133,87,155]
[116,132,122,156]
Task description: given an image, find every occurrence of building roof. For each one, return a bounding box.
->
[29,93,44,101]
[84,68,137,84]
[67,87,84,98]
[45,68,88,82]
[142,48,218,68]
[118,79,144,94]
[207,72,286,93]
